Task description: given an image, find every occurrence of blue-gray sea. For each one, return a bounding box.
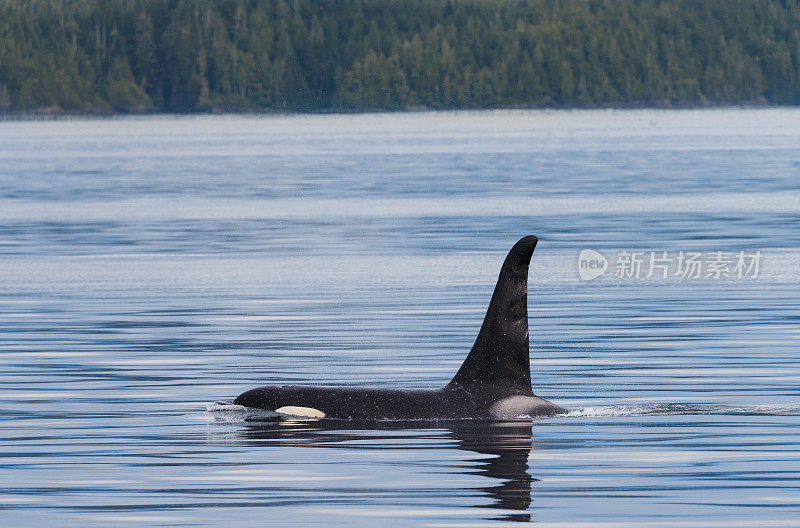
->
[1,109,799,527]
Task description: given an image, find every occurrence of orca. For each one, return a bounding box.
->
[234,235,566,420]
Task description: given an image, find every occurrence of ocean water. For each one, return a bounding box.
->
[1,109,799,527]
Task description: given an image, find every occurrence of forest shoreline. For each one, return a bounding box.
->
[3,1,799,117]
[0,99,782,122]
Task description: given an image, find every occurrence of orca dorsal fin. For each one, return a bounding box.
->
[446,235,538,396]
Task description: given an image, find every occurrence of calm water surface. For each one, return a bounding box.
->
[1,109,799,527]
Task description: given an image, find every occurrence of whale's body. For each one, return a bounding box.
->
[234,386,562,420]
[234,235,566,419]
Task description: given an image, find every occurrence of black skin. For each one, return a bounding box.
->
[234,235,566,419]
[235,386,473,420]
[233,385,563,420]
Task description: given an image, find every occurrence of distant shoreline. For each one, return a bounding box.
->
[0,100,784,122]
[4,1,799,118]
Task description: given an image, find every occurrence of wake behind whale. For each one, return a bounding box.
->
[233,235,567,420]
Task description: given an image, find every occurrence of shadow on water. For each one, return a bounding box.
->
[236,419,538,522]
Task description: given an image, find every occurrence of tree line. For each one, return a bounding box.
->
[1,0,799,114]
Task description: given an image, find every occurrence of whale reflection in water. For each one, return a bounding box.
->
[234,419,538,522]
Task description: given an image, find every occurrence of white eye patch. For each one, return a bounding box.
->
[275,406,326,418]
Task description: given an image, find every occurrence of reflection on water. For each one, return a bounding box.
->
[1,109,800,526]
[235,419,537,522]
